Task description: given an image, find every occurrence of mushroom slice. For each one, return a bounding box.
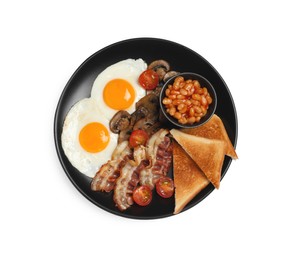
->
[133,117,162,136]
[118,129,132,144]
[131,106,149,123]
[109,110,131,134]
[135,93,159,115]
[148,60,170,71]
[163,71,179,82]
[155,67,167,81]
[148,60,171,81]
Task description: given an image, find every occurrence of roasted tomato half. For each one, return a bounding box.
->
[156,177,174,198]
[129,129,149,148]
[138,69,159,90]
[133,185,152,206]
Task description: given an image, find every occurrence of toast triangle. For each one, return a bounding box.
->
[181,114,238,159]
[173,141,210,214]
[170,129,226,189]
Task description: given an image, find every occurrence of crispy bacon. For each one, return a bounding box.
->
[139,129,173,189]
[91,129,172,211]
[91,141,131,192]
[113,146,147,211]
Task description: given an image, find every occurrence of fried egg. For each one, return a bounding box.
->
[61,98,117,178]
[91,58,147,120]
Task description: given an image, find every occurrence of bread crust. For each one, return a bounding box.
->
[173,141,210,214]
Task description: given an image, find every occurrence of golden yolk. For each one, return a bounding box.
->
[103,79,135,110]
[79,122,110,153]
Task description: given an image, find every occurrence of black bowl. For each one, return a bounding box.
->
[159,72,217,129]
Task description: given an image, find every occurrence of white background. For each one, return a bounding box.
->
[1,0,293,259]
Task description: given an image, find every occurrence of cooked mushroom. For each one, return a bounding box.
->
[109,110,131,134]
[117,107,149,143]
[135,93,159,115]
[148,60,171,81]
[152,86,163,97]
[115,92,162,143]
[133,116,162,135]
[155,67,167,81]
[131,106,149,123]
[118,129,132,144]
[148,60,170,71]
[163,71,179,82]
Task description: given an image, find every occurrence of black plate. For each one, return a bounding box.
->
[54,38,238,219]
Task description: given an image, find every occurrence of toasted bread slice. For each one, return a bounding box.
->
[170,129,226,189]
[181,114,238,159]
[173,141,210,214]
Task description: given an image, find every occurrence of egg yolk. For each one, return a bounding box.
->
[79,122,110,153]
[103,79,135,110]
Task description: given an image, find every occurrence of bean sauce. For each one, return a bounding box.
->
[162,76,213,125]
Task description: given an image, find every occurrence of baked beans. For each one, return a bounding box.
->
[162,76,213,125]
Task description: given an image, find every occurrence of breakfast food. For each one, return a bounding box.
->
[139,129,173,189]
[114,128,172,210]
[170,129,226,189]
[138,69,159,90]
[109,92,162,144]
[162,76,213,125]
[91,58,147,120]
[61,57,237,214]
[62,58,147,178]
[91,128,173,210]
[129,129,149,148]
[113,145,148,211]
[147,60,171,81]
[156,177,174,198]
[61,98,117,177]
[132,185,153,206]
[181,114,238,159]
[91,140,131,192]
[173,141,210,214]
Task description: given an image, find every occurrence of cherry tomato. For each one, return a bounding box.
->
[129,130,149,148]
[138,69,159,90]
[156,177,174,198]
[133,185,152,206]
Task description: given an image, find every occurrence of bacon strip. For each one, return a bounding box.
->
[139,129,173,189]
[113,146,147,211]
[91,141,131,192]
[91,129,172,211]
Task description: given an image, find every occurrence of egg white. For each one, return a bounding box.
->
[90,58,147,120]
[61,98,117,178]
